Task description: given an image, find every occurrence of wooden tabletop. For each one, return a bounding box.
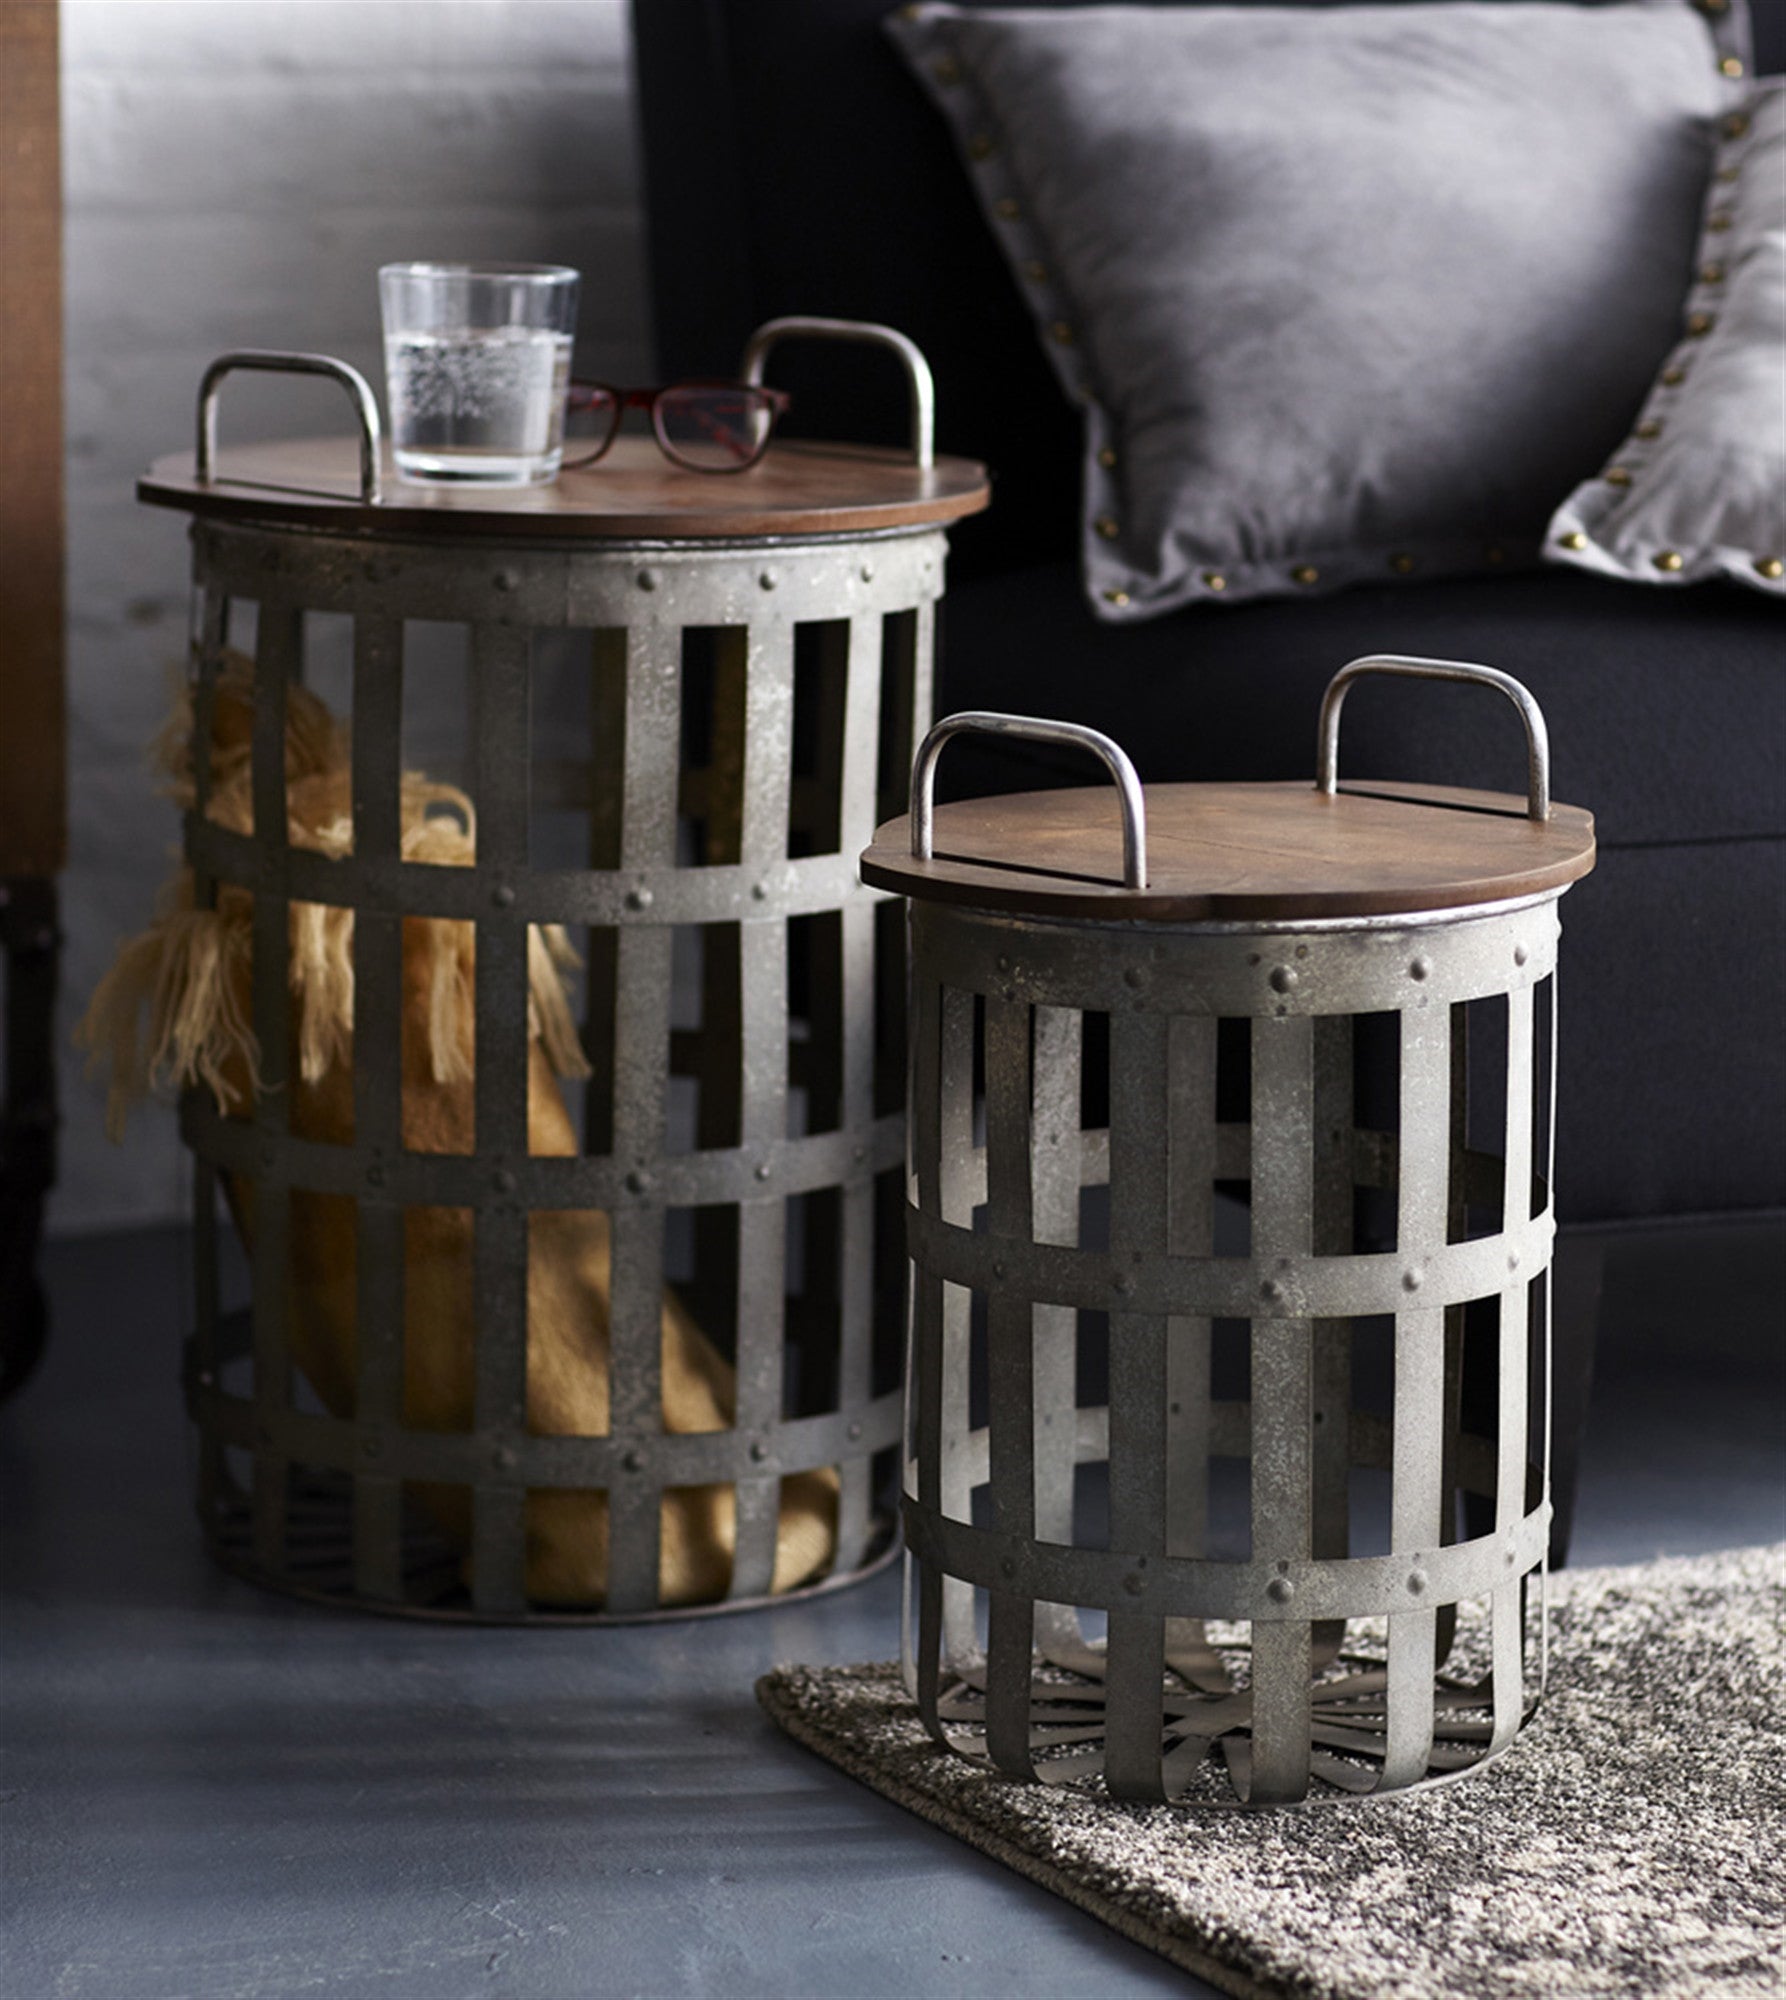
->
[861,780,1596,922]
[138,434,991,541]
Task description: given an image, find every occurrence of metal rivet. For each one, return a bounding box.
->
[1514,943,1529,966]
[1755,557,1784,581]
[1686,311,1716,337]
[1706,212,1733,234]
[1103,588,1131,608]
[1023,259,1049,283]
[1124,966,1144,988]
[1094,514,1119,540]
[1262,1279,1284,1303]
[933,56,961,85]
[1409,955,1432,981]
[747,1441,769,1464]
[750,880,768,901]
[1403,1268,1423,1292]
[1660,366,1688,387]
[758,571,777,591]
[1266,1577,1295,1605]
[1654,550,1685,573]
[1202,571,1227,592]
[493,568,518,592]
[968,131,996,160]
[754,1162,772,1182]
[1268,964,1297,994]
[1389,552,1415,575]
[492,883,516,909]
[624,885,653,912]
[636,568,659,591]
[1699,262,1726,286]
[1291,564,1320,587]
[994,196,1020,221]
[1097,446,1118,471]
[1407,1570,1428,1595]
[622,1449,643,1473]
[1634,420,1663,441]
[1716,165,1741,185]
[1295,944,1309,959]
[1604,466,1633,488]
[1719,55,1744,79]
[859,563,874,582]
[493,1168,517,1195]
[1052,321,1077,347]
[624,1167,650,1195]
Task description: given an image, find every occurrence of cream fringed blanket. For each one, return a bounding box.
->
[79,663,835,1606]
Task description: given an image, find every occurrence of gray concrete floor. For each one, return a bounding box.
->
[3,1219,1781,2000]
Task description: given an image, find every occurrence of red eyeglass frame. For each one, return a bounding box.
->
[562,380,793,473]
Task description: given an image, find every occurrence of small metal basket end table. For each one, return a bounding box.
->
[862,658,1596,1805]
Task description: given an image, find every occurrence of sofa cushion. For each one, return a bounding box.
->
[888,1,1746,616]
[1548,79,1786,595]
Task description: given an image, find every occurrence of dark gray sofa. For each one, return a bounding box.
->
[631,0,1785,1552]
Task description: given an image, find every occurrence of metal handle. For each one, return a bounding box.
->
[1316,655,1551,822]
[740,316,935,469]
[196,350,383,503]
[910,712,1148,889]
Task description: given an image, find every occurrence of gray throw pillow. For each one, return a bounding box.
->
[1547,80,1785,595]
[886,2,1748,618]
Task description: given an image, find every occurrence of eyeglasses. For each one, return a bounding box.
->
[562,381,792,474]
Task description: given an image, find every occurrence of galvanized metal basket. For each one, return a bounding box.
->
[862,660,1597,1802]
[139,321,990,1621]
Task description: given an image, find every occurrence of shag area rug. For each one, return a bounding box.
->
[758,1544,1784,1999]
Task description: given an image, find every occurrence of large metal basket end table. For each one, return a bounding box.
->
[862,658,1597,1805]
[138,321,989,1622]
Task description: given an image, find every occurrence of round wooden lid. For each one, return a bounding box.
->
[138,434,991,541]
[861,779,1596,922]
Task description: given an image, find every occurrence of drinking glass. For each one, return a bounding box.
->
[378,263,579,486]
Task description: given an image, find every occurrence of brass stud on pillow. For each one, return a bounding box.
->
[1661,366,1689,387]
[1605,467,1633,487]
[1103,587,1131,607]
[1635,419,1664,440]
[1756,558,1785,581]
[1653,550,1685,572]
[933,57,962,86]
[1722,112,1749,140]
[1559,531,1588,551]
[968,131,996,160]
[1700,261,1727,284]
[1720,56,1746,79]
[994,197,1021,221]
[1023,260,1049,284]
[1291,565,1320,587]
[1686,312,1717,336]
[1389,552,1415,573]
[1095,515,1120,540]
[1202,572,1228,592]
[1097,447,1118,470]
[1051,320,1076,345]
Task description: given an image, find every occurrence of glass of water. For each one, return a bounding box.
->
[378,263,578,486]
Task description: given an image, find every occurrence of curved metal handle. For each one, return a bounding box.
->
[910,712,1148,889]
[196,350,383,503]
[740,315,935,469]
[1316,655,1551,822]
